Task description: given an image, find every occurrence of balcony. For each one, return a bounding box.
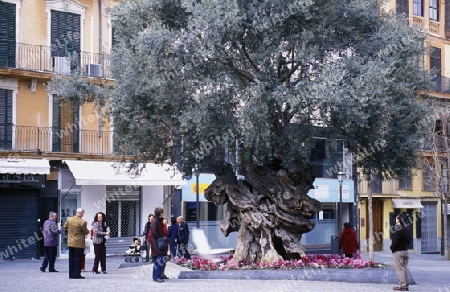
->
[430,75,450,94]
[0,41,111,79]
[0,124,113,156]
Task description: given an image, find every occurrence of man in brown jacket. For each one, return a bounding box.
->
[64,208,89,279]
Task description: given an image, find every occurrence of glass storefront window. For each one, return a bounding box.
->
[60,192,80,254]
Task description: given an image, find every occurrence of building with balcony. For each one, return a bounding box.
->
[0,0,184,259]
[354,0,450,255]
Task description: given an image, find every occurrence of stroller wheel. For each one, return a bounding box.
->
[125,256,130,263]
[135,256,140,262]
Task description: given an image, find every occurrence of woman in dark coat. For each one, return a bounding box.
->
[150,207,166,282]
[339,222,360,258]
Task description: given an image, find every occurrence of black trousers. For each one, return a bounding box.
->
[41,246,57,271]
[68,247,84,278]
[93,242,107,272]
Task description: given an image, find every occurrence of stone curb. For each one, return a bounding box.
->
[179,267,416,284]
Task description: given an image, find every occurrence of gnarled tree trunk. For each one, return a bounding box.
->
[204,148,322,263]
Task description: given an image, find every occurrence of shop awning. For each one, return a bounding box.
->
[64,160,185,186]
[392,198,423,209]
[0,158,50,175]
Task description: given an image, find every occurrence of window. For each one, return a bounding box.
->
[430,46,442,90]
[0,1,16,67]
[396,0,409,17]
[413,0,424,17]
[398,169,412,190]
[0,89,13,150]
[429,0,438,21]
[369,175,382,194]
[423,163,435,191]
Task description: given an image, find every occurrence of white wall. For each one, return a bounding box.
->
[81,185,107,229]
[140,185,164,233]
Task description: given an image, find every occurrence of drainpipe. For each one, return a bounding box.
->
[98,0,103,137]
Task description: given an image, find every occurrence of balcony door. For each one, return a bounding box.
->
[0,1,16,68]
[52,95,79,153]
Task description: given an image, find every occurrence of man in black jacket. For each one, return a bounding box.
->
[390,214,411,291]
[177,216,191,259]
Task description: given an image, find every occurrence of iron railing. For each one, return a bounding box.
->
[0,124,113,155]
[0,41,111,78]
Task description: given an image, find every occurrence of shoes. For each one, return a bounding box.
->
[39,267,45,272]
[49,269,59,273]
[74,276,85,279]
[92,270,100,274]
[393,287,409,291]
[144,259,150,262]
[153,278,164,283]
[161,275,169,279]
[102,271,107,274]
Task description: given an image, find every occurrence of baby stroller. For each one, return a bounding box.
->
[124,236,145,263]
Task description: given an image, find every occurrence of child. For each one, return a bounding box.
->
[125,236,141,254]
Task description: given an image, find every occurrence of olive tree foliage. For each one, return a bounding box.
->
[48,0,431,262]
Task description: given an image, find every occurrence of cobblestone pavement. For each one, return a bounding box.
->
[0,252,448,292]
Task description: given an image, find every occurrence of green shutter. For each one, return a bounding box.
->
[0,1,16,67]
[50,10,81,57]
[52,95,61,151]
[0,89,13,149]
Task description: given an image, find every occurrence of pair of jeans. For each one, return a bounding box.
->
[152,255,166,280]
[41,246,57,271]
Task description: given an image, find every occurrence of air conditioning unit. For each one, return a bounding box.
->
[52,57,71,75]
[86,64,103,78]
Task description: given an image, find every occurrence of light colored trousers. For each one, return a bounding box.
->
[394,250,409,288]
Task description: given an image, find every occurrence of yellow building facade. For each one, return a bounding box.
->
[0,0,184,259]
[356,0,450,254]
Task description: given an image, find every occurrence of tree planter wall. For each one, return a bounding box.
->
[178,268,415,285]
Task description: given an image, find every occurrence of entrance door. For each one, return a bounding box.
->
[366,198,383,251]
[421,202,438,253]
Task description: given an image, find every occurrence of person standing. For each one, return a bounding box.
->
[91,212,110,274]
[64,208,89,279]
[150,207,167,283]
[40,211,61,272]
[338,222,359,258]
[390,214,411,291]
[167,217,179,259]
[142,214,154,262]
[177,216,191,259]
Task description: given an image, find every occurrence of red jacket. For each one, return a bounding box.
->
[339,226,360,255]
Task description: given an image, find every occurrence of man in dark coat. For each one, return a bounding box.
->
[40,211,61,272]
[177,216,191,259]
[390,213,411,291]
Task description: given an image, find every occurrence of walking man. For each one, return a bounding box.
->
[390,213,411,291]
[64,208,89,279]
[40,211,61,272]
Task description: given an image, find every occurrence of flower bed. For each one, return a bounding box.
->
[173,254,386,272]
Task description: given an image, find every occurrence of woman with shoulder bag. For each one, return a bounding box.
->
[150,207,167,283]
[91,212,110,274]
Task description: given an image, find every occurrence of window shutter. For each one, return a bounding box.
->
[52,95,61,151]
[0,1,16,67]
[0,89,13,149]
[50,10,81,57]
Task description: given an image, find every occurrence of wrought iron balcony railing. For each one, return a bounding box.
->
[0,124,114,156]
[0,41,111,79]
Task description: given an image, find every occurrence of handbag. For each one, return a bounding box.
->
[157,237,168,252]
